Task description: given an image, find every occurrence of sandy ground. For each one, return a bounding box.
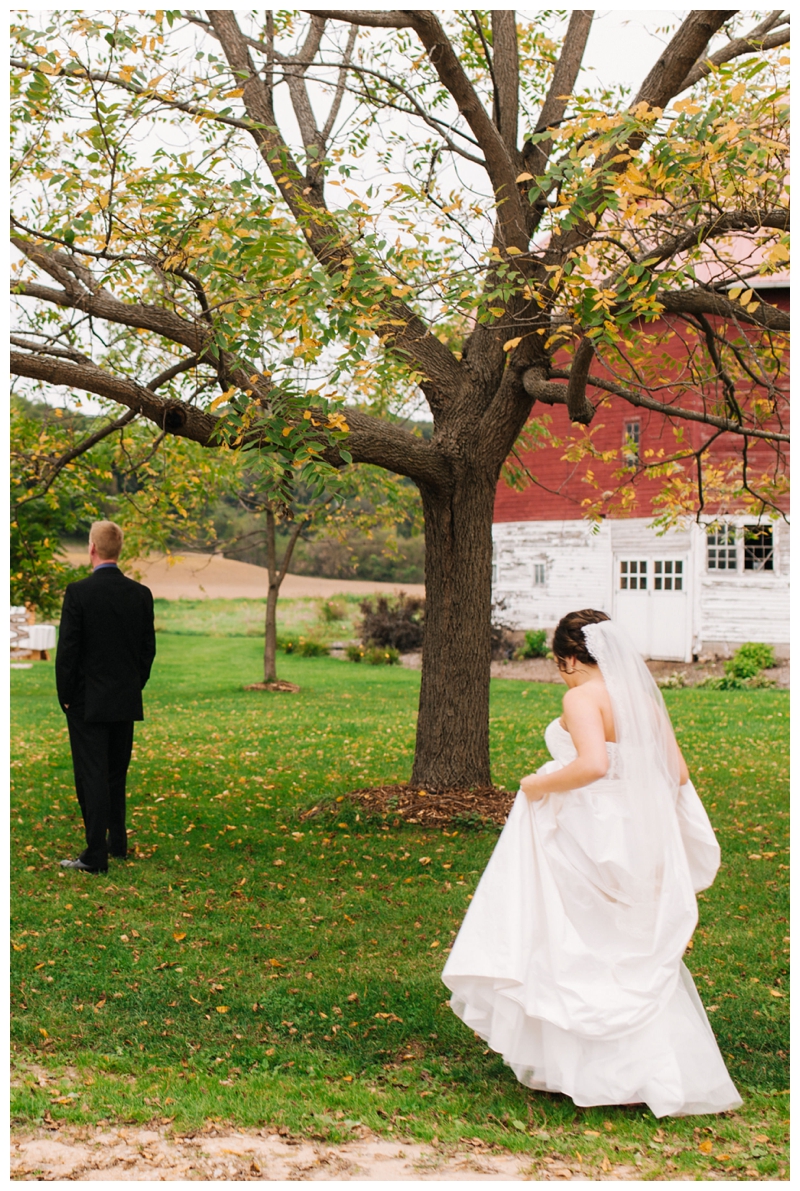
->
[63,550,425,602]
[10,1122,643,1181]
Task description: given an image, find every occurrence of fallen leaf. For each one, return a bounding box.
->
[173,932,186,942]
[216,1005,229,1013]
[698,1140,713,1154]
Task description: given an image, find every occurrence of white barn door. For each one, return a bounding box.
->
[613,555,691,661]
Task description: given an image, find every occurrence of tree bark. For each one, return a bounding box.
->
[264,508,280,684]
[411,465,497,789]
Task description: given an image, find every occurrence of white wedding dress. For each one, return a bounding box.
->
[442,627,742,1119]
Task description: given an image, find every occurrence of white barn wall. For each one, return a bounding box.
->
[492,516,789,658]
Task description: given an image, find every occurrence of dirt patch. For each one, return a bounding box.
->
[62,549,425,602]
[401,652,789,689]
[9,1121,643,1180]
[244,680,301,693]
[303,785,514,828]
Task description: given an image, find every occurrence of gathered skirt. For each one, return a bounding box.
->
[442,783,742,1118]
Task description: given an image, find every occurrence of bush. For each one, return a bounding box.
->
[283,637,328,657]
[297,638,329,657]
[491,598,516,660]
[346,643,399,665]
[696,674,777,691]
[359,593,425,652]
[725,641,777,679]
[365,645,400,666]
[319,598,346,623]
[657,673,687,690]
[516,629,550,659]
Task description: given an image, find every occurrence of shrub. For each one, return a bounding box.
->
[491,598,516,660]
[365,645,400,666]
[319,598,346,624]
[725,641,777,679]
[696,674,777,691]
[346,644,365,662]
[359,593,425,652]
[657,673,687,690]
[296,638,329,658]
[516,629,550,659]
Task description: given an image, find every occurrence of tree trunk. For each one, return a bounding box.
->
[411,467,497,789]
[263,508,280,684]
[263,507,307,684]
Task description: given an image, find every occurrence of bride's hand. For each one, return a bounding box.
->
[520,773,546,801]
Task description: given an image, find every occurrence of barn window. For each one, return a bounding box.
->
[707,526,737,570]
[743,525,774,572]
[533,562,546,587]
[620,560,647,589]
[654,560,683,590]
[623,420,640,464]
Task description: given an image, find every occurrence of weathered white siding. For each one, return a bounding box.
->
[492,515,789,657]
[493,520,611,630]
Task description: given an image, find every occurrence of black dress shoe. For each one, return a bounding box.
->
[59,857,108,874]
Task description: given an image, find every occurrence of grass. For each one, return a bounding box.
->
[152,595,364,646]
[11,634,789,1179]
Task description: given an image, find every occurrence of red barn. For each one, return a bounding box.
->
[492,283,789,661]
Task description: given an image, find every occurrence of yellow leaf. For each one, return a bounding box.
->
[173,932,186,942]
[698,1140,713,1154]
[282,426,292,437]
[39,1028,48,1038]
[515,172,534,182]
[488,307,505,318]
[216,1005,229,1013]
[505,245,522,254]
[769,989,784,997]
[503,337,522,352]
[225,88,244,98]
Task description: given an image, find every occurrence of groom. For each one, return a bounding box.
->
[56,521,156,874]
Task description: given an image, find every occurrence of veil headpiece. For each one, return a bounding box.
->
[582,619,682,901]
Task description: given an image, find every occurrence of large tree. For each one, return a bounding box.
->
[11,10,789,788]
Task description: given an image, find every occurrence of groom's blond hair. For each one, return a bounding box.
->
[90,520,124,560]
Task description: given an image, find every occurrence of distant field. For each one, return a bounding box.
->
[153,596,363,644]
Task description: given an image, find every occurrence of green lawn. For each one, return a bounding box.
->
[152,594,364,645]
[11,635,788,1179]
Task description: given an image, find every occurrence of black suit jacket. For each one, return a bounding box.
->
[55,566,156,722]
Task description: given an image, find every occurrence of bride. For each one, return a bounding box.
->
[442,608,741,1118]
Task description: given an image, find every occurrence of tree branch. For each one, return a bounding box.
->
[206,10,466,403]
[14,407,138,508]
[565,337,595,424]
[631,10,737,113]
[679,15,790,91]
[303,10,414,30]
[540,367,789,443]
[657,286,789,333]
[10,349,446,484]
[404,11,527,248]
[10,57,255,132]
[490,10,519,153]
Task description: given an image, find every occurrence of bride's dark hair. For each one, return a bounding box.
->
[552,609,610,665]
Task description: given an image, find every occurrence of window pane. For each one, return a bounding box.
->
[744,525,774,572]
[707,526,737,570]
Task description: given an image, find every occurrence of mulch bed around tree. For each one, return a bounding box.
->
[244,680,301,693]
[302,785,516,828]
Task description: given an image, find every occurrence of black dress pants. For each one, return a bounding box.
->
[66,713,134,869]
